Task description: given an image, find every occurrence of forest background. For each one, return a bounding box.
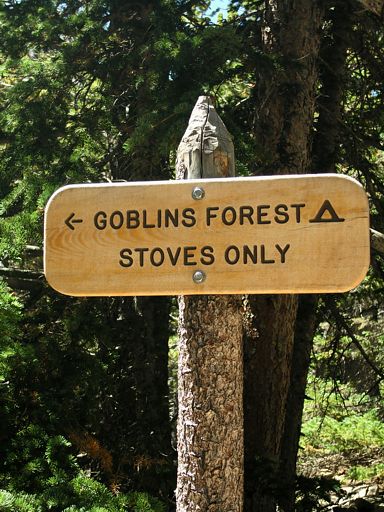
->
[0,0,383,511]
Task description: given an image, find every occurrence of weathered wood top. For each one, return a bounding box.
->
[176,95,235,180]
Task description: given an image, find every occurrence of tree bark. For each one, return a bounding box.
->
[253,0,323,175]
[244,1,324,511]
[371,228,384,255]
[131,296,174,495]
[176,97,243,512]
[244,295,298,512]
[313,1,354,174]
[279,294,319,512]
[95,295,173,498]
[177,295,243,511]
[273,6,355,511]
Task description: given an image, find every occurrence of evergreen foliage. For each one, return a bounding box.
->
[0,0,246,506]
[0,424,165,511]
[0,0,383,510]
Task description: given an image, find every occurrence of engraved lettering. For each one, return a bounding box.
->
[164,209,178,228]
[309,200,345,223]
[150,248,165,267]
[94,211,107,230]
[110,211,124,229]
[142,210,155,228]
[119,248,133,267]
[134,247,149,267]
[275,243,290,263]
[257,205,271,224]
[206,206,219,226]
[225,246,240,265]
[291,203,306,223]
[243,245,257,264]
[239,206,254,225]
[260,245,275,264]
[166,247,181,266]
[127,210,140,228]
[182,208,196,227]
[200,245,215,265]
[274,204,289,224]
[222,206,237,226]
[184,246,198,266]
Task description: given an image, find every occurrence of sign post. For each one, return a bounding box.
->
[175,96,244,512]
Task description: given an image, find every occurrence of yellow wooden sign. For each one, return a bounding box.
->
[44,174,370,296]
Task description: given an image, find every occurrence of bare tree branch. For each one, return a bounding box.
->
[25,245,43,257]
[326,297,384,380]
[370,228,384,255]
[0,267,43,281]
[356,0,384,17]
[0,266,45,291]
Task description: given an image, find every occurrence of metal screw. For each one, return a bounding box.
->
[192,186,205,200]
[192,270,206,284]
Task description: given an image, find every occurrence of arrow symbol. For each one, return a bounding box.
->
[65,212,83,231]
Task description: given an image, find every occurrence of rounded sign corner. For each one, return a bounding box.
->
[329,173,368,196]
[44,185,71,217]
[337,260,370,294]
[44,271,73,297]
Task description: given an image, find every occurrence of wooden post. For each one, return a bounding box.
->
[176,96,243,511]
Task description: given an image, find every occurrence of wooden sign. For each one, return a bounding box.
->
[44,174,370,296]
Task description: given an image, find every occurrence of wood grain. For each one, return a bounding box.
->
[44,174,370,296]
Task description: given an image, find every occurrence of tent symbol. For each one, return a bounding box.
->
[309,200,345,223]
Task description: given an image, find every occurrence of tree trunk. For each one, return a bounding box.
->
[244,1,324,511]
[132,296,174,495]
[278,5,367,510]
[279,294,319,512]
[274,6,355,509]
[244,295,298,512]
[98,296,174,498]
[313,1,355,174]
[177,295,243,511]
[176,97,243,512]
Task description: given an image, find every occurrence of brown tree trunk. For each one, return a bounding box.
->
[279,294,319,512]
[313,1,355,174]
[177,295,243,511]
[176,97,243,512]
[253,0,323,175]
[279,5,360,511]
[98,295,174,498]
[244,295,298,512]
[244,1,324,511]
[131,296,174,488]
